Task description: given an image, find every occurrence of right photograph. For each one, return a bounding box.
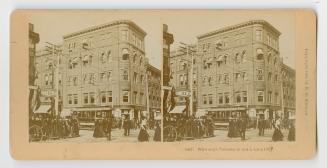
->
[162,11,296,142]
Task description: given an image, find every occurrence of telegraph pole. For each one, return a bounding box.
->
[179,42,196,117]
[46,42,60,117]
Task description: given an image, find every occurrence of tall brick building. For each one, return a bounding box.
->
[196,20,283,123]
[169,46,198,115]
[56,20,157,122]
[168,20,295,126]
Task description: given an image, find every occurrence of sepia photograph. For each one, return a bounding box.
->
[28,13,162,143]
[162,11,296,142]
[10,9,316,159]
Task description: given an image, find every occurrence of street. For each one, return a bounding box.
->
[185,128,292,142]
[40,128,157,143]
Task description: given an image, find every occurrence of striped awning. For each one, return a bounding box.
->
[169,105,185,114]
[34,105,51,114]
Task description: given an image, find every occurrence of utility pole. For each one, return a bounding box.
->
[179,42,196,117]
[46,42,59,118]
[146,71,150,118]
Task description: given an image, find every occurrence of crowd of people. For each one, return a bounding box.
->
[228,114,296,141]
[29,115,80,141]
[164,115,215,140]
[93,116,161,142]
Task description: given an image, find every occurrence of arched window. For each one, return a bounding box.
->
[216,39,223,49]
[122,48,129,60]
[241,50,246,62]
[256,48,264,60]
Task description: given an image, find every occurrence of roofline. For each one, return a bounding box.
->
[146,63,161,74]
[63,20,147,39]
[282,62,295,73]
[197,20,281,39]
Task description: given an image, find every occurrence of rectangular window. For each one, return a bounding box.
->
[89,73,95,84]
[73,94,78,104]
[140,92,144,104]
[68,94,72,104]
[224,73,229,84]
[242,91,247,102]
[256,30,262,41]
[133,72,138,83]
[133,91,137,104]
[90,92,95,104]
[83,93,88,104]
[193,73,197,85]
[123,90,129,102]
[217,74,222,84]
[218,93,223,104]
[224,92,230,104]
[122,70,129,80]
[257,90,264,102]
[257,69,264,81]
[208,77,212,86]
[100,72,105,82]
[107,91,112,102]
[275,92,279,104]
[184,74,188,85]
[268,91,272,103]
[235,92,241,103]
[107,71,112,81]
[180,75,184,86]
[203,95,207,104]
[140,75,144,84]
[121,30,128,41]
[208,94,213,104]
[101,91,106,103]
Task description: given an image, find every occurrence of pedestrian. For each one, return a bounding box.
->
[238,115,248,140]
[127,118,131,136]
[258,115,265,136]
[93,119,100,138]
[287,122,295,141]
[123,117,129,136]
[228,117,235,138]
[153,122,161,141]
[107,117,112,141]
[138,118,149,142]
[272,117,284,141]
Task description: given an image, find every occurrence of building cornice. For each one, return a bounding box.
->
[197,20,281,39]
[63,20,147,39]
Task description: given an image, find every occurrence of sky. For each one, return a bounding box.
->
[29,10,295,69]
[161,10,295,68]
[29,10,162,69]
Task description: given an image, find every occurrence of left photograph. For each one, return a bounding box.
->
[28,12,162,143]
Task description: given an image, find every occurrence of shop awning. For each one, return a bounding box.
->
[73,107,112,112]
[207,107,246,112]
[169,105,185,114]
[196,109,207,117]
[60,108,73,117]
[34,105,51,114]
